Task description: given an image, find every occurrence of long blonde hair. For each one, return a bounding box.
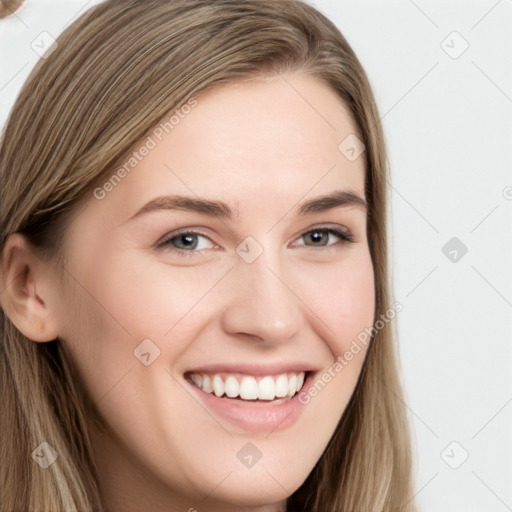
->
[0,1,416,510]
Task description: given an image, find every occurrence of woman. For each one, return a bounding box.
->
[0,1,416,510]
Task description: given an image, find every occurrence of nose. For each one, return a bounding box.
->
[220,253,305,346]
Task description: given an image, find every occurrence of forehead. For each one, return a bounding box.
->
[81,73,366,227]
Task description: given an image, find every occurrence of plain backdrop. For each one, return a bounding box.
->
[1,1,511,511]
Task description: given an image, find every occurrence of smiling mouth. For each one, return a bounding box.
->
[185,371,308,402]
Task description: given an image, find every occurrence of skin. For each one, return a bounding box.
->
[1,73,375,512]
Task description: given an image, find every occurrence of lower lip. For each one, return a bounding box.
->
[186,373,314,433]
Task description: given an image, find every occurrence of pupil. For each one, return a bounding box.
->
[309,231,325,245]
[178,234,196,249]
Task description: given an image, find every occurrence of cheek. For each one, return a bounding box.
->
[296,250,376,354]
[61,254,234,395]
[98,252,233,335]
[333,259,376,350]
[292,249,375,410]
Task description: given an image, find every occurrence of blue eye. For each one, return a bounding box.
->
[156,226,354,257]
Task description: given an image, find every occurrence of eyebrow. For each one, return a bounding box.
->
[124,189,367,224]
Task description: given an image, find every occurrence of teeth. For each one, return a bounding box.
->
[275,374,289,398]
[239,376,258,400]
[202,374,212,393]
[190,374,202,388]
[212,375,224,397]
[188,371,307,401]
[296,372,305,391]
[224,376,239,398]
[287,374,297,397]
[258,376,275,400]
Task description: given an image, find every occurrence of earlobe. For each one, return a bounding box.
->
[0,234,60,343]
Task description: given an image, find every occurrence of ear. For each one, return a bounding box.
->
[0,233,60,342]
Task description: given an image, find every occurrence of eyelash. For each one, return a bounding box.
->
[155,226,354,257]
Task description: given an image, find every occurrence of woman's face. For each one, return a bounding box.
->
[52,73,375,512]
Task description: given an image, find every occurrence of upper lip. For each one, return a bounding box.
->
[184,362,320,376]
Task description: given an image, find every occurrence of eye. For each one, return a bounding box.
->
[156,230,215,257]
[155,225,354,258]
[294,227,354,248]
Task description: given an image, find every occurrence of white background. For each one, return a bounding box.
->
[1,1,511,511]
